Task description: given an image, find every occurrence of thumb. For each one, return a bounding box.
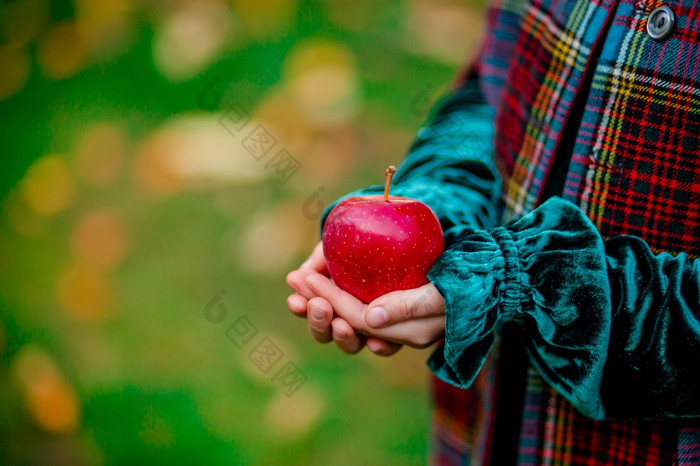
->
[300,241,327,273]
[365,283,444,329]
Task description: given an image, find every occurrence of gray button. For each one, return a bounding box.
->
[647,5,676,41]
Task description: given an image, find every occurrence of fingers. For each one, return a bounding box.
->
[288,243,405,356]
[286,243,329,299]
[305,273,367,329]
[300,267,445,349]
[365,283,444,329]
[295,292,368,353]
[364,316,445,348]
[307,297,334,343]
[286,270,316,299]
[331,318,365,354]
[287,293,308,317]
[300,242,327,273]
[305,273,445,348]
[290,286,400,355]
[366,337,402,356]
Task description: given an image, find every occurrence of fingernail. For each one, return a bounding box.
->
[288,296,303,312]
[309,306,325,321]
[367,306,388,328]
[366,339,380,352]
[305,275,318,291]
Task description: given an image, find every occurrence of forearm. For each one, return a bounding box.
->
[428,196,700,420]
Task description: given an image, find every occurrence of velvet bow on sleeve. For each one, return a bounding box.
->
[427,196,700,420]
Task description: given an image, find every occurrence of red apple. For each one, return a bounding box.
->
[322,166,444,303]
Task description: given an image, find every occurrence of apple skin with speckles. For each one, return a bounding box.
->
[322,195,444,303]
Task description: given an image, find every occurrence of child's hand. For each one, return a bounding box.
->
[286,242,328,319]
[286,242,403,356]
[304,270,445,349]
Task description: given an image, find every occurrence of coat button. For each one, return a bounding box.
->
[647,5,676,41]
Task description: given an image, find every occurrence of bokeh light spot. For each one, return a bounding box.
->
[284,40,361,125]
[0,0,50,46]
[152,3,233,81]
[264,385,324,440]
[74,0,133,61]
[36,21,88,80]
[0,45,31,100]
[56,262,115,322]
[2,189,46,237]
[135,115,267,195]
[234,201,316,275]
[74,123,128,187]
[405,0,483,65]
[12,346,81,434]
[70,208,130,270]
[20,155,76,216]
[232,0,297,39]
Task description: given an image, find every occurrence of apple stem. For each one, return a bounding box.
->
[383,165,396,201]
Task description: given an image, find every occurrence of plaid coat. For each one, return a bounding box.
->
[426,0,700,463]
[321,0,700,463]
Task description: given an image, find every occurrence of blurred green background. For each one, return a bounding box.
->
[0,0,484,464]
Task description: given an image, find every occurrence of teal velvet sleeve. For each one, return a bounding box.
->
[317,77,700,421]
[319,79,503,242]
[427,196,700,420]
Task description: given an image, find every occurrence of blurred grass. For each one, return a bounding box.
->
[0,0,484,464]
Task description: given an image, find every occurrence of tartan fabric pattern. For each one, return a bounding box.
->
[496,0,617,218]
[431,0,700,464]
[563,0,700,258]
[518,368,677,465]
[678,421,700,462]
[430,351,498,465]
[477,0,527,110]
